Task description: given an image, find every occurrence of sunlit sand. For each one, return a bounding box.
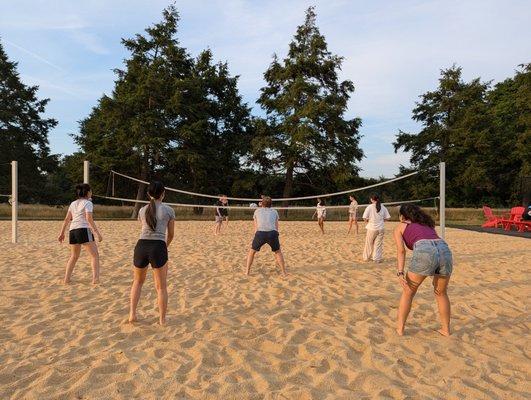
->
[0,220,528,399]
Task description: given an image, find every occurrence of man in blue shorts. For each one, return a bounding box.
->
[246,196,287,277]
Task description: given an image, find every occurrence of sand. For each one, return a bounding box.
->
[0,220,529,399]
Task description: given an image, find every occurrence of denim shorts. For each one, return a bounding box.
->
[409,239,453,276]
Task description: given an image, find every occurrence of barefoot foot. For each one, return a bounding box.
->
[436,329,451,337]
[396,328,404,336]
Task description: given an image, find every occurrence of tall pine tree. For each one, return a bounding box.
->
[394,64,530,206]
[76,6,251,215]
[255,7,363,204]
[0,40,57,202]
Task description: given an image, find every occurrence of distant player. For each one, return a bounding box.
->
[312,198,326,234]
[213,195,229,235]
[347,195,359,234]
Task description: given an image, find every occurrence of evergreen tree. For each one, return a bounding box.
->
[394,66,492,206]
[486,63,530,204]
[0,40,57,202]
[395,64,530,206]
[255,7,363,204]
[76,6,251,215]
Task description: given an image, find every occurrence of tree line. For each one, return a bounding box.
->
[1,5,529,210]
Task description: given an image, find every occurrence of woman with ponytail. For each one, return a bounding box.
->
[129,181,175,325]
[394,204,453,337]
[362,194,391,262]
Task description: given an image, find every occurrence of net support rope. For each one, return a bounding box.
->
[93,194,439,210]
[110,169,420,202]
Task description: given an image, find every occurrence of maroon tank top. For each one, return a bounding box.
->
[402,222,439,250]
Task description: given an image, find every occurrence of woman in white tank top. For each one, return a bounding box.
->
[58,183,102,284]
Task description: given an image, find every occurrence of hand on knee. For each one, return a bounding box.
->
[403,283,418,296]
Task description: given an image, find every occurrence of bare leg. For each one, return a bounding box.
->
[83,242,100,284]
[246,249,257,275]
[433,275,451,336]
[348,217,353,234]
[153,264,168,326]
[318,218,325,234]
[354,220,358,234]
[397,272,426,335]
[64,245,81,284]
[274,250,287,276]
[129,267,147,323]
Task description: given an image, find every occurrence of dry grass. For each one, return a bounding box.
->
[0,203,507,224]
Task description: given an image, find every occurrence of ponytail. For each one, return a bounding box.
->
[145,181,165,231]
[370,194,381,213]
[145,197,158,231]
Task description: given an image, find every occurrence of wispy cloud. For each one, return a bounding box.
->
[3,39,66,72]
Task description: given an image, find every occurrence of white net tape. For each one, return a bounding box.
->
[93,194,439,210]
[111,169,420,202]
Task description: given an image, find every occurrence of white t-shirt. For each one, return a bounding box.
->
[316,204,326,218]
[362,203,390,231]
[68,198,94,230]
[254,208,279,231]
[349,200,358,214]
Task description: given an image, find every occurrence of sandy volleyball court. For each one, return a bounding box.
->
[0,220,529,399]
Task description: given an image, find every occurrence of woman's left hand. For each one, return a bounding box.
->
[398,274,408,289]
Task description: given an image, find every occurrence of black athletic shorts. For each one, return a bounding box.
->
[251,230,280,252]
[133,239,168,268]
[69,228,94,245]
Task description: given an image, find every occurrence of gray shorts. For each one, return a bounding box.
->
[215,215,226,223]
[409,239,453,276]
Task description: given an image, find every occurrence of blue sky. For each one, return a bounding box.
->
[1,0,530,177]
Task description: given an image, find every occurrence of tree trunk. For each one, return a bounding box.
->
[281,162,294,218]
[131,162,148,219]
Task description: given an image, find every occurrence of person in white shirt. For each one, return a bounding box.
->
[362,194,391,263]
[58,183,102,284]
[347,195,359,234]
[312,198,327,234]
[246,196,287,276]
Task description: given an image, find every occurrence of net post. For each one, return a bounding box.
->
[83,160,90,184]
[439,161,446,239]
[11,160,18,244]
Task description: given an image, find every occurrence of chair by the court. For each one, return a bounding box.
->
[500,206,525,231]
[482,206,503,228]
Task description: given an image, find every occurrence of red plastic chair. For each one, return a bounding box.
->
[501,207,525,231]
[482,206,503,228]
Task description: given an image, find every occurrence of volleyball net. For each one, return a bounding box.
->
[92,167,439,211]
[4,159,446,243]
